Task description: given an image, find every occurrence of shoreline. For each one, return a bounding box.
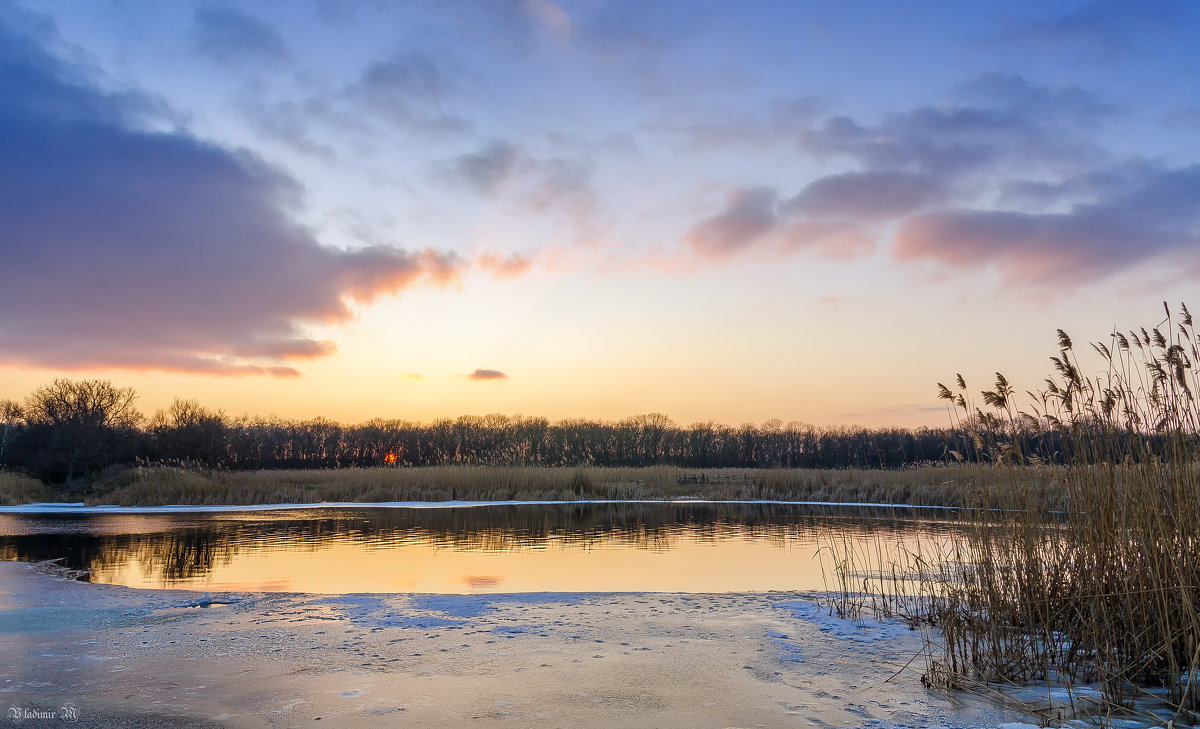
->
[0,497,972,514]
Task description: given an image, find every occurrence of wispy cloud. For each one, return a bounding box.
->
[475,252,534,279]
[237,49,470,161]
[685,188,872,261]
[1002,1,1183,52]
[192,6,292,67]
[438,139,599,231]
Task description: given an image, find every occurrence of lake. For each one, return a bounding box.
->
[0,502,964,594]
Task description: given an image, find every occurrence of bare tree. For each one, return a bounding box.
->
[149,398,229,467]
[0,399,22,467]
[22,379,142,486]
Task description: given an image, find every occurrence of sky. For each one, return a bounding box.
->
[1,0,1198,428]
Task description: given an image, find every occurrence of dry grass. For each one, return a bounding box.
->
[0,470,61,505]
[73,463,1012,507]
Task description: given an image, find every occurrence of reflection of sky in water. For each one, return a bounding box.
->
[0,504,965,594]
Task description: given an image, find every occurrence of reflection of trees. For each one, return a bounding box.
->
[0,525,236,584]
[0,504,968,585]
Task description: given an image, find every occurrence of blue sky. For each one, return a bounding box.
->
[1,0,1198,426]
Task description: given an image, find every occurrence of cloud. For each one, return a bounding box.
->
[649,97,824,150]
[684,187,875,262]
[358,53,449,101]
[192,6,292,66]
[779,222,874,260]
[894,164,1200,285]
[686,188,779,258]
[445,141,523,195]
[1164,108,1200,131]
[467,369,508,381]
[476,252,534,279]
[238,50,469,160]
[1005,1,1184,51]
[0,12,463,376]
[796,75,1110,184]
[954,74,1114,124]
[344,52,471,134]
[785,171,946,221]
[438,140,598,228]
[686,187,875,262]
[675,74,1200,288]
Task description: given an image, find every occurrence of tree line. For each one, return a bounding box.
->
[0,378,970,486]
[0,378,1015,487]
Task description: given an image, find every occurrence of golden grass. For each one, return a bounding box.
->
[14,462,1039,507]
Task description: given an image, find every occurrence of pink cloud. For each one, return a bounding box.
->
[475,252,534,280]
[466,369,508,381]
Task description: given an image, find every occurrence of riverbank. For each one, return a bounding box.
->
[0,464,1062,508]
[0,561,1027,729]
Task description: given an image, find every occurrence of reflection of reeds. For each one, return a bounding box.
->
[68,463,1051,507]
[828,303,1200,726]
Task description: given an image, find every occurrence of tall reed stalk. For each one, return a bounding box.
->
[832,303,1200,726]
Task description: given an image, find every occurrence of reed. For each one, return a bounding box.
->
[76,463,1005,507]
[828,303,1200,726]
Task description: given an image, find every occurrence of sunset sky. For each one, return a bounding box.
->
[1,1,1198,428]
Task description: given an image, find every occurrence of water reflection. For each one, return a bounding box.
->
[0,503,967,593]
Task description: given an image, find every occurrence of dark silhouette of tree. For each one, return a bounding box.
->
[148,398,230,467]
[5,378,1109,485]
[19,379,142,486]
[0,399,22,469]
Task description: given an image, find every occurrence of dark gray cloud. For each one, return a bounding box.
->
[192,6,292,66]
[467,369,508,381]
[0,13,462,376]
